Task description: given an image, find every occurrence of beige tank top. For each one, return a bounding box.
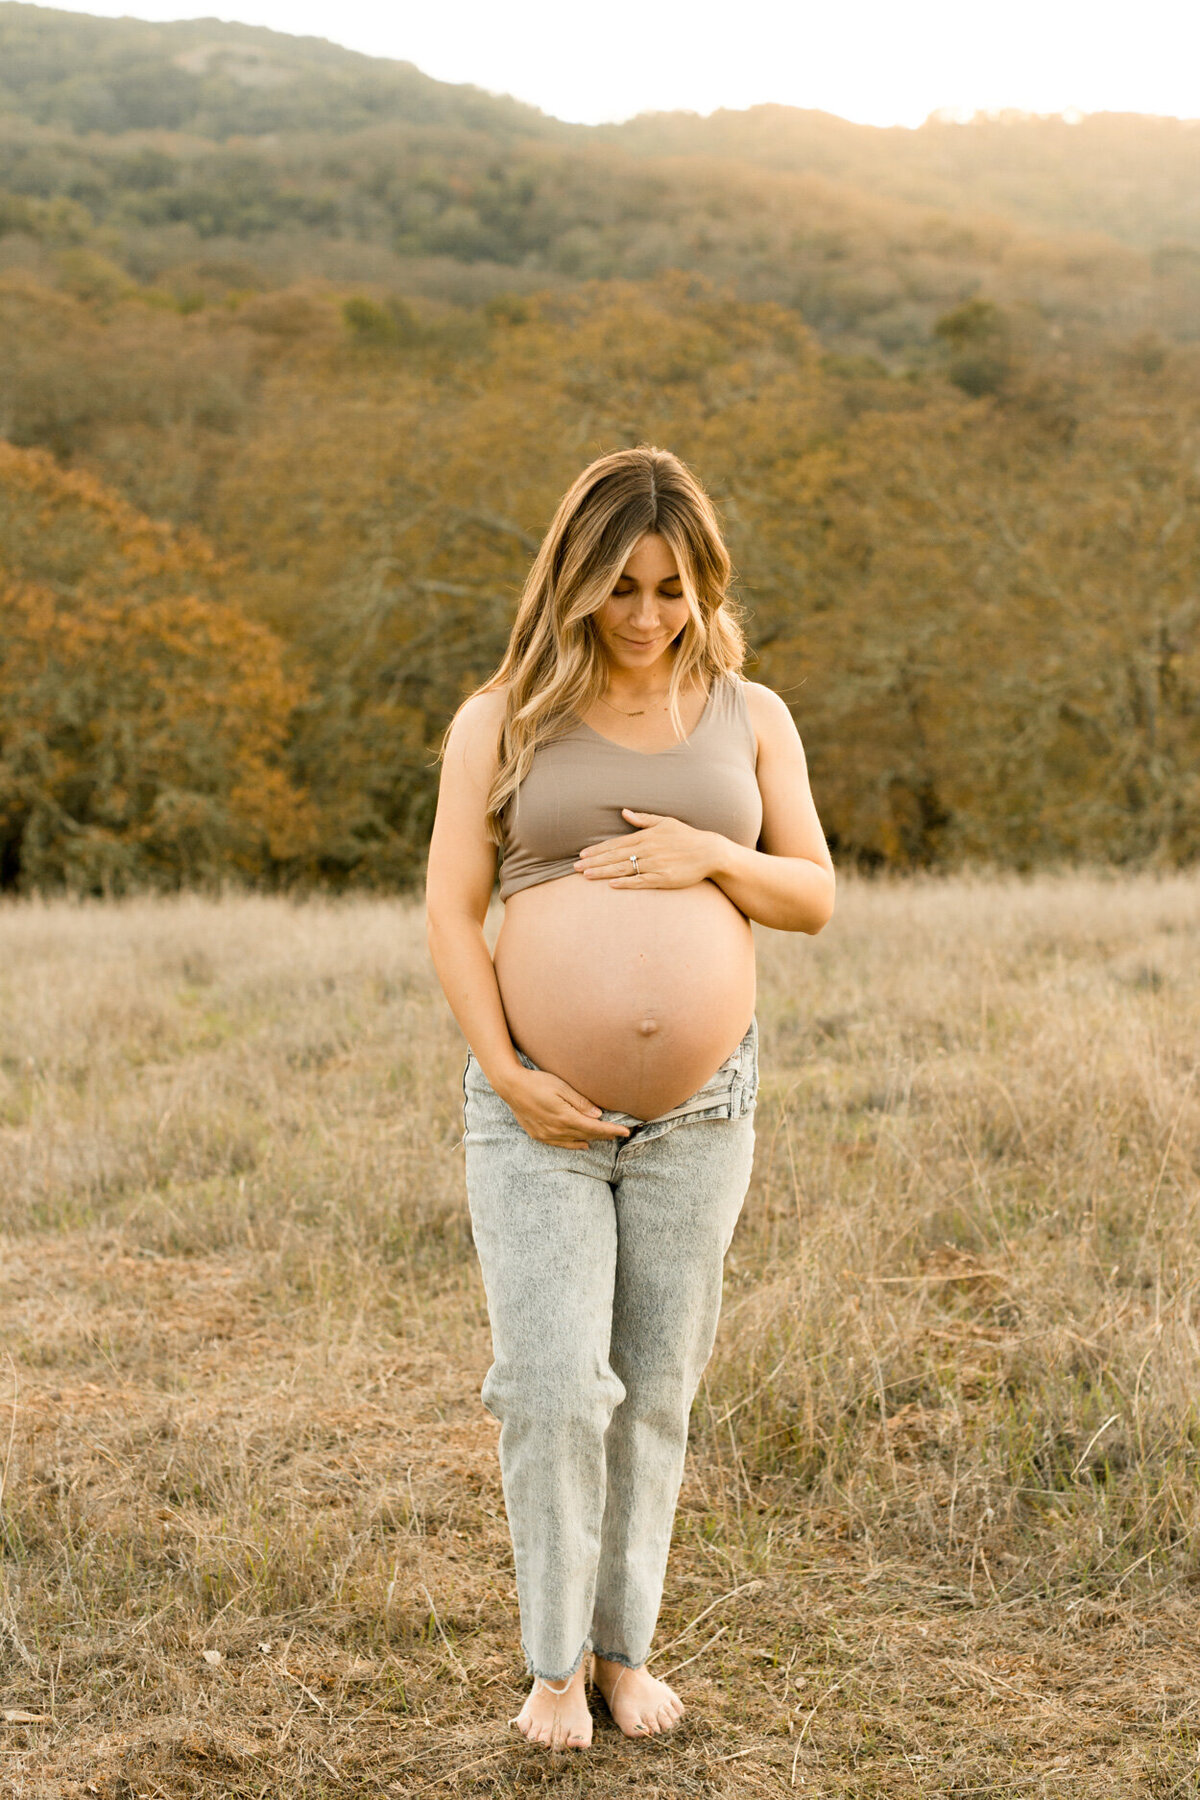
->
[498,674,763,902]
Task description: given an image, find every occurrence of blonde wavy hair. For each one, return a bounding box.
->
[463,445,746,846]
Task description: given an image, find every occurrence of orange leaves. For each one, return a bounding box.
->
[0,439,220,590]
[5,269,1200,883]
[0,442,314,892]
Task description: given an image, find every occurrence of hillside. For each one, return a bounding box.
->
[3,270,1198,890]
[603,105,1200,254]
[0,4,1197,363]
[2,4,1198,257]
[0,0,559,138]
[1,6,1199,892]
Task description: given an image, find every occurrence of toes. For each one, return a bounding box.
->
[659,1685,684,1724]
[513,1702,592,1753]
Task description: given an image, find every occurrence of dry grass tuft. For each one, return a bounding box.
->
[2,874,1199,1796]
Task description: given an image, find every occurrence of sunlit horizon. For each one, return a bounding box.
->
[22,0,1200,131]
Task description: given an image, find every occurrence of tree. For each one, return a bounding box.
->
[0,441,315,892]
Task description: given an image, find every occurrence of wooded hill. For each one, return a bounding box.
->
[2,4,1198,359]
[0,4,1197,892]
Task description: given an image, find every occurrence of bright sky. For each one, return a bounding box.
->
[53,0,1200,127]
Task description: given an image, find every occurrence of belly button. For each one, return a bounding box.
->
[637,1018,659,1037]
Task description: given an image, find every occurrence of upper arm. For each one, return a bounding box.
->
[743,681,834,873]
[425,688,505,927]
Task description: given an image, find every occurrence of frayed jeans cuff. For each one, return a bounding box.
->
[523,1633,592,1684]
[590,1645,643,1670]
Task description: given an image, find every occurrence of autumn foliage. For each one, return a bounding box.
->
[2,266,1199,890]
[1,8,1198,888]
[0,442,314,891]
[2,57,1200,899]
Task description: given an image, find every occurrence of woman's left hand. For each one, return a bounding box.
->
[574,811,719,888]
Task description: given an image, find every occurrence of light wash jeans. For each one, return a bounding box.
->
[462,1019,758,1682]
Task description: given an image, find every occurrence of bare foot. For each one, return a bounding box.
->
[592,1654,685,1738]
[510,1657,593,1750]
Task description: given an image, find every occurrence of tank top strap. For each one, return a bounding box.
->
[709,670,738,715]
[703,671,757,760]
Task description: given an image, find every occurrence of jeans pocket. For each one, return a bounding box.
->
[461,1054,474,1138]
[462,1051,498,1134]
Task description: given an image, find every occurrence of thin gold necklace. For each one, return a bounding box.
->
[597,687,671,718]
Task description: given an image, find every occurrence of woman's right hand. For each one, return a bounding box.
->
[496,1067,631,1149]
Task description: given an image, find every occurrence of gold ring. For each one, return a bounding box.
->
[630,853,639,876]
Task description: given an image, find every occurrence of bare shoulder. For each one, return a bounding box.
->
[444,684,507,779]
[451,684,507,738]
[739,678,803,747]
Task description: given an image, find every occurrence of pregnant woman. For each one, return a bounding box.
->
[425,445,834,1750]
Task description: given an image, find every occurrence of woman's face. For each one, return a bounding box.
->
[592,533,690,675]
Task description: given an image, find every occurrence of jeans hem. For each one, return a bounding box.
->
[523,1633,592,1684]
[590,1645,644,1670]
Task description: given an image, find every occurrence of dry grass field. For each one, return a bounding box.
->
[2,874,1200,1799]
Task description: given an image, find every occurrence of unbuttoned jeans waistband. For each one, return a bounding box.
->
[469,1016,758,1148]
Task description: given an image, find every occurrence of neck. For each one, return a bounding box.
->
[601,654,678,703]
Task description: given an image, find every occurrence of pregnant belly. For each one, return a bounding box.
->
[493,873,756,1120]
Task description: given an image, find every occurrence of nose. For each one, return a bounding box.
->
[630,589,661,627]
